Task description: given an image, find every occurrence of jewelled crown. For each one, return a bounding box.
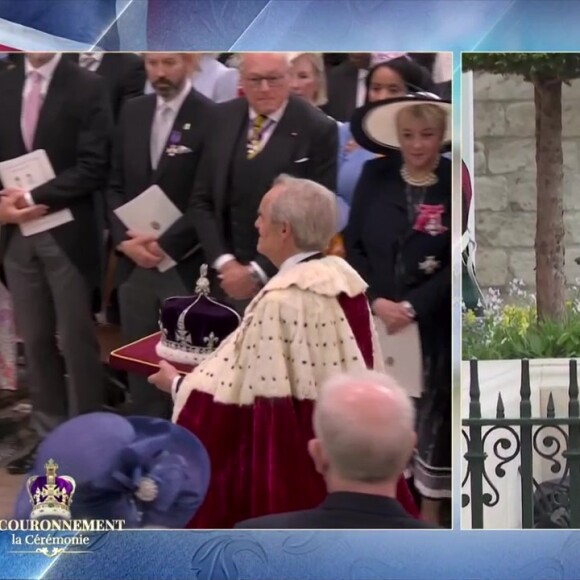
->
[155,264,241,366]
[26,459,76,520]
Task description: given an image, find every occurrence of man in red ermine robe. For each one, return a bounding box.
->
[150,174,420,528]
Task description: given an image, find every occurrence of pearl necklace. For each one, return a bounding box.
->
[400,164,439,187]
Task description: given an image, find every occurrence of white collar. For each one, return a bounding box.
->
[279,251,321,273]
[80,52,104,64]
[25,54,62,81]
[155,79,192,113]
[358,68,368,80]
[249,99,288,123]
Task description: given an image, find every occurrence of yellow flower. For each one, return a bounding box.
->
[464,310,477,325]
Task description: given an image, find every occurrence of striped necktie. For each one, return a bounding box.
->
[247,114,274,159]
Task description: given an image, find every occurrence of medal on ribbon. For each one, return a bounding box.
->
[166,131,182,156]
[413,204,447,236]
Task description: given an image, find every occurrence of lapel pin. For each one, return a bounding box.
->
[183,123,191,130]
[291,132,298,137]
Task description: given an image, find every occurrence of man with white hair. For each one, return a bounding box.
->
[149,175,419,528]
[163,52,337,313]
[236,369,436,529]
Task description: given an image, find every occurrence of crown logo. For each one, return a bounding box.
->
[26,459,76,520]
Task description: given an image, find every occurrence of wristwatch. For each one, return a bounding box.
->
[401,301,417,319]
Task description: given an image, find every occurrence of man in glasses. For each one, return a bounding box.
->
[163,52,338,313]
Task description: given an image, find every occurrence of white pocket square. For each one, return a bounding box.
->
[166,145,192,156]
[294,157,309,164]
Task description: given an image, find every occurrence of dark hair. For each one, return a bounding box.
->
[364,57,433,104]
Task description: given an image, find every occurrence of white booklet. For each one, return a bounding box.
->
[0,149,74,237]
[373,316,423,398]
[113,185,183,273]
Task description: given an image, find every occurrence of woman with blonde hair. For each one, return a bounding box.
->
[346,93,452,526]
[336,54,433,231]
[288,52,328,108]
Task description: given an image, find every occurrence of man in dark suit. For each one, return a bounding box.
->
[325,53,371,122]
[164,52,337,312]
[0,53,113,473]
[68,53,146,122]
[235,370,435,529]
[0,55,13,72]
[65,52,146,324]
[106,53,213,417]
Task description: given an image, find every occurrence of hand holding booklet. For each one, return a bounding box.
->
[373,316,423,398]
[0,149,74,237]
[113,185,183,273]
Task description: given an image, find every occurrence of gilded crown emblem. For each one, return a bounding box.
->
[26,459,76,520]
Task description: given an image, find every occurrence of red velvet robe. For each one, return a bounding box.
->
[173,257,419,528]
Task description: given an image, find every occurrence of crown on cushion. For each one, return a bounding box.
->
[155,264,241,366]
[26,459,76,520]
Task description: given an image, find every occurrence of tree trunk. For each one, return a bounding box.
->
[534,79,566,322]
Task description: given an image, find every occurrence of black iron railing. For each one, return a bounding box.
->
[462,358,580,528]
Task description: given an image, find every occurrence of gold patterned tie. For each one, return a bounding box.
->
[247,114,273,159]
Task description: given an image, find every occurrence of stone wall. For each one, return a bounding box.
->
[473,72,580,293]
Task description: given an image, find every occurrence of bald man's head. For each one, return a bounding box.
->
[311,371,416,484]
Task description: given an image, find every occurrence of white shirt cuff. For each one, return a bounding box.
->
[249,261,268,284]
[170,375,183,400]
[23,192,35,207]
[214,254,236,271]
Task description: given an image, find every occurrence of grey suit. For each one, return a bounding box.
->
[0,58,113,438]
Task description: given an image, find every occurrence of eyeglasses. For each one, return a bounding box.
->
[244,75,286,88]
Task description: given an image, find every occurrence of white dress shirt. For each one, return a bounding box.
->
[356,68,368,108]
[194,55,240,103]
[150,79,192,169]
[78,52,104,72]
[214,100,289,282]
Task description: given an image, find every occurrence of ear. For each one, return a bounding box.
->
[280,221,292,240]
[308,438,327,475]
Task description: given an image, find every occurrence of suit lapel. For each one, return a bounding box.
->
[95,54,109,75]
[344,69,358,119]
[33,60,68,150]
[4,69,26,153]
[136,96,156,183]
[261,97,301,162]
[216,99,248,207]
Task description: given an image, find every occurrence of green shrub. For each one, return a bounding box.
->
[462,279,580,360]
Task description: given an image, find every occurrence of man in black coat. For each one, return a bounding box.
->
[68,53,146,122]
[106,53,214,417]
[163,52,337,312]
[0,54,113,472]
[235,370,435,529]
[325,53,371,122]
[65,52,147,322]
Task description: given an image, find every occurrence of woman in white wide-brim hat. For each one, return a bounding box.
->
[345,92,452,526]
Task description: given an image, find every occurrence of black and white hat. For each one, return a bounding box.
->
[351,92,452,154]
